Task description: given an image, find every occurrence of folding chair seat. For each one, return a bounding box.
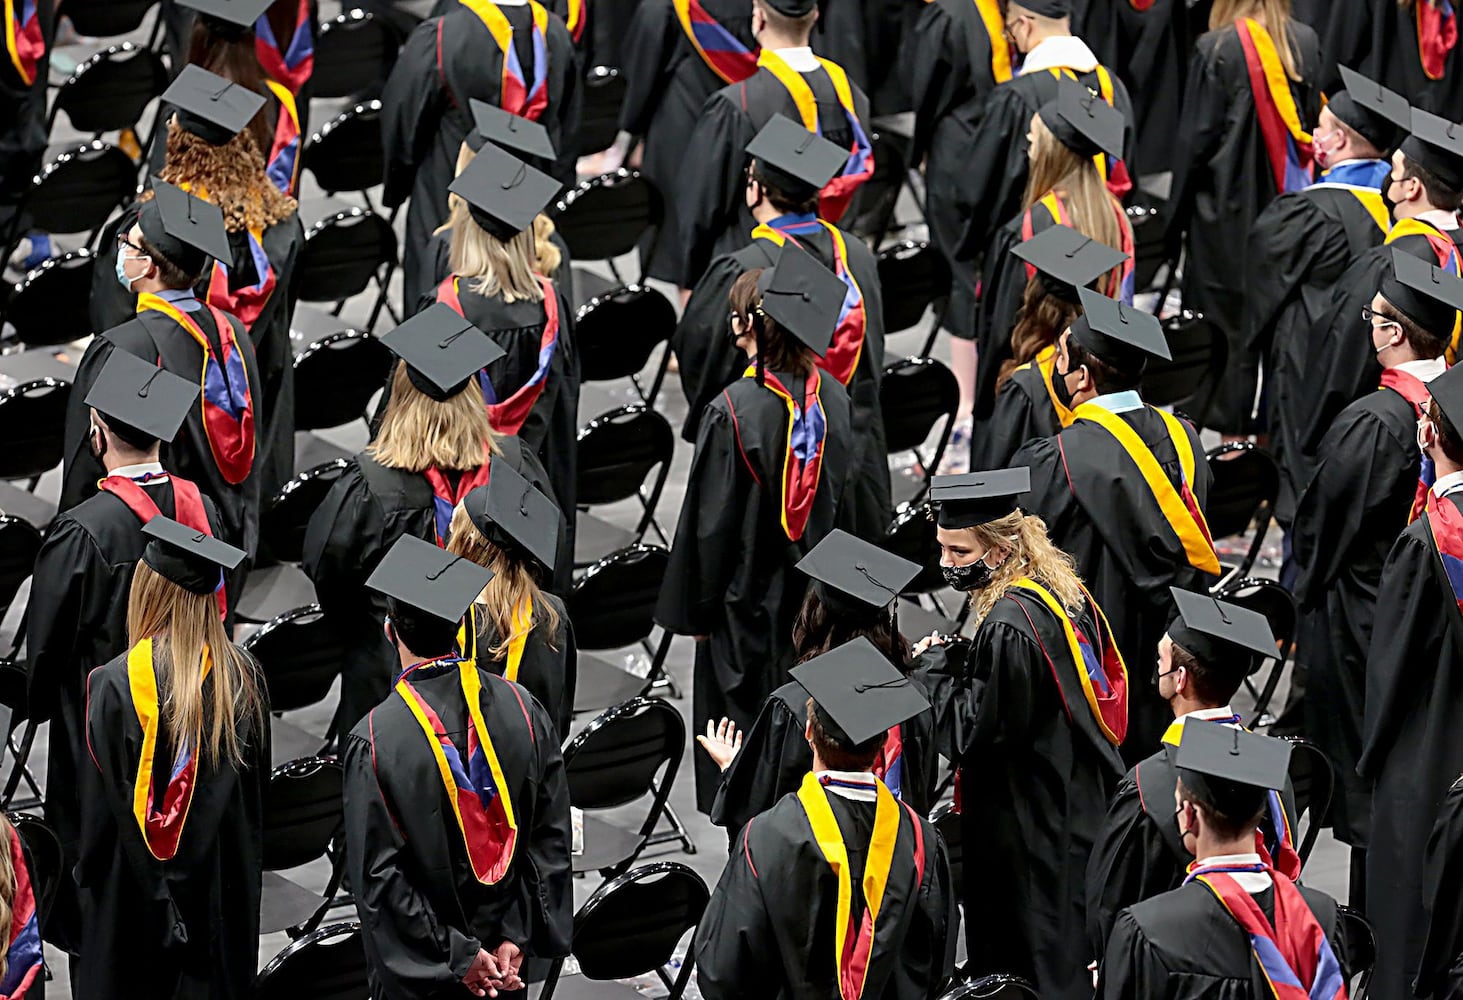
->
[260,756,346,936]
[241,605,345,723]
[1282,736,1335,865]
[292,310,392,431]
[261,460,351,565]
[1215,577,1298,729]
[311,10,401,100]
[297,201,397,306]
[566,544,671,714]
[574,406,673,567]
[5,250,95,347]
[47,43,168,138]
[881,357,959,504]
[302,101,386,199]
[1205,442,1280,584]
[575,284,675,404]
[578,67,627,157]
[58,0,158,38]
[255,921,370,1000]
[1141,310,1226,423]
[876,239,950,340]
[552,170,663,282]
[938,975,1041,1000]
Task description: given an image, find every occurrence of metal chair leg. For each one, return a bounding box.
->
[644,802,696,855]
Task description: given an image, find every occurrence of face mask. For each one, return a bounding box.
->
[1051,360,1076,409]
[1313,128,1341,171]
[1174,803,1196,848]
[943,555,996,592]
[115,247,146,291]
[1419,417,1434,454]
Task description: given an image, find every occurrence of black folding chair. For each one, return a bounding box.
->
[874,239,950,344]
[881,357,959,504]
[301,101,386,202]
[260,461,350,565]
[1337,904,1376,999]
[1127,198,1174,295]
[932,801,962,893]
[292,321,392,431]
[938,974,1040,1000]
[541,862,710,1000]
[241,606,346,717]
[0,660,41,810]
[310,10,400,100]
[567,544,672,713]
[562,696,689,875]
[8,813,61,933]
[1205,442,1280,585]
[60,0,158,38]
[1216,576,1298,729]
[255,921,370,1000]
[5,250,95,348]
[295,203,398,329]
[1282,737,1335,865]
[552,170,663,282]
[881,500,963,629]
[575,284,675,405]
[578,66,627,157]
[261,756,346,937]
[1141,310,1226,424]
[575,406,674,566]
[47,43,168,141]
[846,129,908,246]
[0,516,40,624]
[1,141,136,268]
[0,378,70,491]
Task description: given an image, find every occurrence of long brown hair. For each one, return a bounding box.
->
[366,363,502,472]
[185,18,273,154]
[0,815,14,982]
[1210,0,1300,80]
[152,118,297,233]
[445,503,561,656]
[126,562,265,767]
[958,510,1087,624]
[1024,113,1128,253]
[729,268,815,377]
[999,283,1080,390]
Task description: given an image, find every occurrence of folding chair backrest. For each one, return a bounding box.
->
[0,380,71,482]
[242,605,347,713]
[255,921,370,1000]
[579,67,627,157]
[312,11,400,99]
[303,101,386,196]
[572,862,709,981]
[576,405,673,507]
[1282,737,1335,864]
[1204,443,1280,543]
[1127,199,1171,294]
[1215,577,1298,659]
[567,544,669,649]
[938,974,1041,1000]
[61,0,157,37]
[576,285,676,382]
[878,240,951,335]
[844,130,905,243]
[263,756,345,871]
[293,331,392,431]
[880,356,958,454]
[9,813,61,931]
[52,44,168,136]
[932,801,962,890]
[262,460,351,564]
[6,250,95,347]
[297,207,397,303]
[0,660,26,725]
[1337,905,1376,981]
[0,517,41,619]
[881,502,945,595]
[552,170,663,262]
[563,697,683,810]
[25,143,136,238]
[1142,311,1225,410]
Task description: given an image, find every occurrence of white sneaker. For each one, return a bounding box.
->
[936,417,972,476]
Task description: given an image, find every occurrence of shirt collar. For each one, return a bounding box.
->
[813,770,880,801]
[1433,469,1463,499]
[770,46,819,72]
[155,286,202,312]
[1179,705,1239,724]
[1018,35,1099,76]
[1414,208,1461,232]
[1087,389,1144,414]
[1314,158,1391,190]
[1393,357,1448,382]
[110,462,167,481]
[1196,852,1265,868]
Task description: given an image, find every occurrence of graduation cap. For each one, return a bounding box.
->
[1330,66,1411,153]
[790,636,932,748]
[1378,246,1463,337]
[462,457,561,572]
[1068,286,1170,370]
[449,140,561,242]
[1010,0,1070,16]
[754,241,846,358]
[367,534,494,626]
[1400,109,1463,192]
[745,113,848,199]
[84,350,200,449]
[176,0,271,30]
[1039,76,1125,161]
[930,467,1031,529]
[466,98,558,169]
[1427,362,1463,436]
[380,304,507,402]
[1010,224,1130,305]
[1174,722,1292,821]
[764,0,816,15]
[796,528,920,613]
[1167,587,1276,678]
[141,516,246,596]
[138,178,232,277]
[161,64,266,146]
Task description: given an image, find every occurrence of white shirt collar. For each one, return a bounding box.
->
[1193,852,1272,893]
[1178,705,1239,724]
[770,46,818,72]
[1393,357,1449,382]
[812,770,880,802]
[1414,208,1461,232]
[1018,35,1099,76]
[1087,389,1145,414]
[1433,469,1463,500]
[110,462,167,482]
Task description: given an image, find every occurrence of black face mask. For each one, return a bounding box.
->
[943,557,995,592]
[1051,360,1077,409]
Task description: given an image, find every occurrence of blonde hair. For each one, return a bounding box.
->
[0,815,13,981]
[1024,114,1129,254]
[959,510,1088,624]
[154,117,297,233]
[366,362,502,472]
[446,503,561,657]
[126,562,265,768]
[438,140,562,299]
[1211,0,1300,80]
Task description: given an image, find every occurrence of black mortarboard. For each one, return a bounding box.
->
[367,535,494,626]
[162,64,265,146]
[1039,76,1125,160]
[790,636,932,748]
[1010,224,1129,305]
[796,528,920,612]
[1175,723,1292,820]
[141,516,246,596]
[1068,286,1170,369]
[1429,362,1463,433]
[763,0,816,15]
[380,304,506,402]
[466,98,558,169]
[930,468,1031,529]
[1167,587,1276,678]
[746,113,848,198]
[754,241,846,357]
[176,0,271,29]
[138,178,231,276]
[1331,66,1410,153]
[1400,109,1463,191]
[1378,246,1463,337]
[463,458,561,572]
[85,350,200,448]
[1010,0,1070,16]
[449,141,561,242]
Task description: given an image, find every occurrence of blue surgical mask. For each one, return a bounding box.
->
[115,248,135,290]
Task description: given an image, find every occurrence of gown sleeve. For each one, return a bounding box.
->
[301,463,391,632]
[674,256,746,442]
[953,87,1038,260]
[693,819,779,1000]
[24,518,104,724]
[710,699,808,839]
[1085,773,1177,963]
[1318,0,1372,96]
[1166,36,1230,253]
[381,19,451,208]
[1243,194,1349,358]
[616,0,676,136]
[909,644,982,762]
[972,376,1041,471]
[1098,908,1170,1000]
[903,2,969,167]
[676,94,753,287]
[1010,434,1079,541]
[1419,777,1463,999]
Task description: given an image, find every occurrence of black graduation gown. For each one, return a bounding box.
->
[460,595,577,739]
[1013,405,1215,760]
[61,306,266,560]
[674,226,891,538]
[913,590,1126,1000]
[616,0,756,283]
[1419,776,1463,1000]
[655,371,855,812]
[1168,21,1322,432]
[0,0,49,233]
[381,4,581,304]
[403,223,574,322]
[1243,175,1391,521]
[428,0,591,62]
[969,354,1064,471]
[1291,385,1423,848]
[708,679,939,840]
[343,662,572,1000]
[1100,878,1349,1000]
[695,782,957,1000]
[76,649,268,999]
[1320,0,1463,118]
[675,65,872,288]
[903,0,1007,341]
[1360,493,1463,1000]
[301,437,556,738]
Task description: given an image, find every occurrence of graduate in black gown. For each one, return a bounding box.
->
[1099,725,1350,1000]
[1245,67,1407,521]
[675,115,889,537]
[1168,0,1321,432]
[674,0,873,289]
[701,529,936,839]
[1321,0,1462,119]
[381,0,580,306]
[1360,365,1463,1000]
[1418,775,1463,1000]
[61,182,265,563]
[1013,290,1217,759]
[344,536,572,999]
[695,638,956,1000]
[27,354,220,957]
[1086,590,1301,965]
[77,518,267,999]
[1292,250,1460,901]
[0,0,48,238]
[303,307,555,740]
[914,468,1128,1000]
[656,245,856,813]
[446,460,577,737]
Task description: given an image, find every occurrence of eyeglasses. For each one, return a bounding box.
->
[1003,16,1024,40]
[116,235,147,255]
[1361,305,1402,331]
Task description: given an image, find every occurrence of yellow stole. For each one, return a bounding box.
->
[456,598,534,682]
[756,49,859,134]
